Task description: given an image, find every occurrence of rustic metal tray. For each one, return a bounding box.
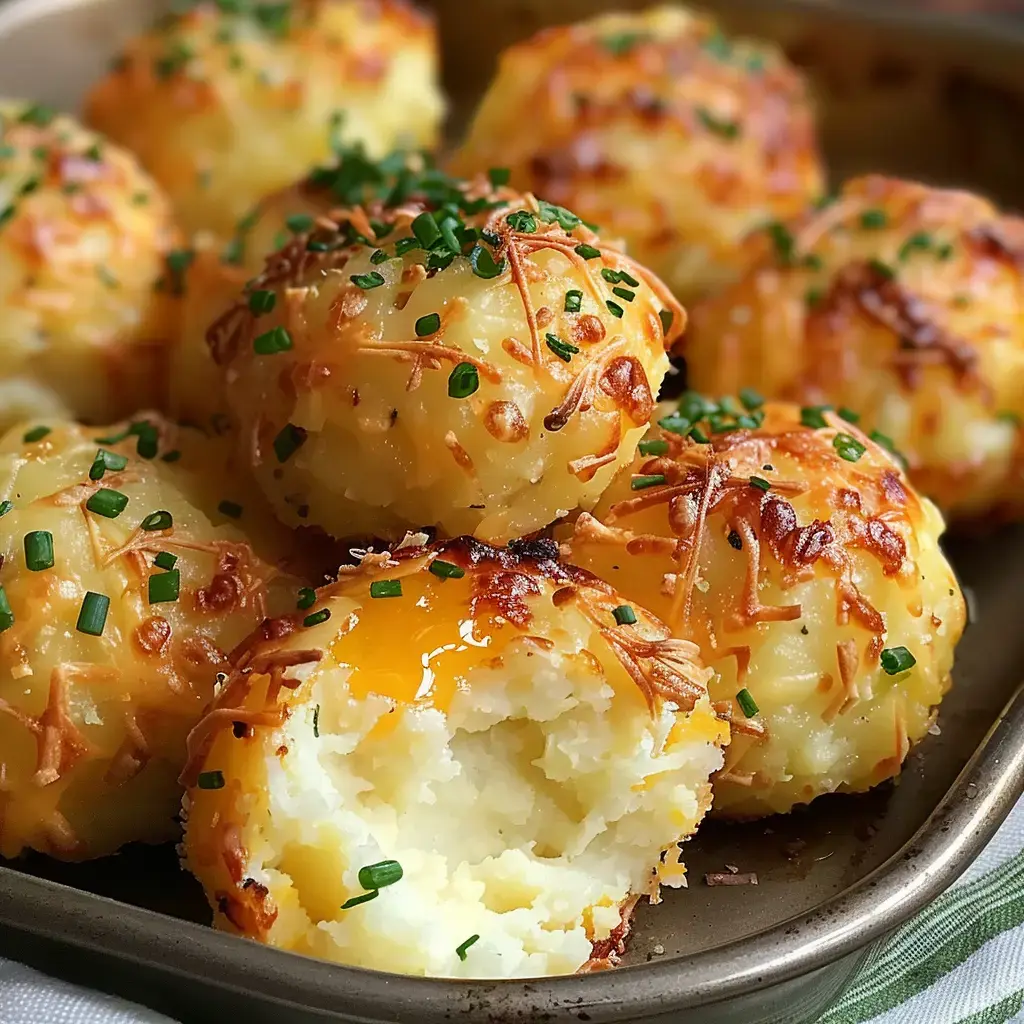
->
[2,1,1024,1022]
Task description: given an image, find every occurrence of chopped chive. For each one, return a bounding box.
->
[880,646,916,674]
[429,559,465,580]
[936,242,955,261]
[736,688,759,717]
[197,770,225,791]
[23,426,50,443]
[575,243,601,260]
[564,289,583,313]
[76,591,109,635]
[248,289,276,315]
[537,200,581,231]
[659,309,674,335]
[149,569,180,604]
[0,585,13,633]
[631,474,665,491]
[605,300,624,318]
[689,425,710,444]
[545,333,579,362]
[505,210,536,233]
[411,211,442,247]
[997,411,1022,426]
[303,609,331,627]
[297,587,317,610]
[838,407,861,424]
[833,432,866,462]
[868,258,896,281]
[488,167,510,188]
[612,604,637,626]
[341,890,379,910]
[0,500,12,517]
[415,313,441,337]
[394,236,419,256]
[456,935,480,961]
[154,551,177,570]
[18,103,54,126]
[800,405,831,429]
[766,222,796,265]
[253,326,293,355]
[141,510,173,531]
[469,245,505,279]
[738,388,764,411]
[89,448,127,480]
[25,531,54,571]
[132,421,159,460]
[273,423,308,464]
[638,439,669,456]
[860,208,888,229]
[161,450,182,464]
[164,249,194,295]
[351,271,384,290]
[696,106,740,139]
[749,476,771,492]
[806,286,825,309]
[802,253,824,271]
[611,286,635,302]
[86,488,129,519]
[358,860,404,890]
[313,703,320,737]
[370,249,390,265]
[285,213,314,233]
[369,580,402,599]
[448,362,479,399]
[898,231,932,262]
[218,500,243,519]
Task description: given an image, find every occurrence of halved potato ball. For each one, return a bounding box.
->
[181,538,727,978]
[210,168,683,542]
[85,0,445,238]
[0,101,178,431]
[0,416,295,860]
[686,175,1024,521]
[452,5,824,303]
[566,397,965,817]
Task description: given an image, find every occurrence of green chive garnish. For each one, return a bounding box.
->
[739,388,764,411]
[631,474,665,491]
[297,587,317,610]
[358,860,404,890]
[564,289,583,313]
[860,208,888,229]
[429,559,465,580]
[868,258,896,281]
[505,210,536,233]
[612,605,637,626]
[456,935,480,961]
[286,213,314,233]
[149,570,180,604]
[800,405,831,429]
[838,407,861,424]
[351,271,385,290]
[611,286,635,302]
[469,245,505,279]
[273,423,307,464]
[749,476,771,491]
[696,106,740,139]
[253,326,292,355]
[638,439,669,456]
[25,531,54,571]
[880,646,916,675]
[575,243,600,260]
[833,433,866,462]
[736,688,759,717]
[89,449,128,480]
[545,333,579,362]
[86,488,128,519]
[0,500,12,517]
[304,609,331,627]
[197,770,225,790]
[370,249,390,265]
[689,425,710,444]
[806,286,825,309]
[659,309,674,335]
[248,289,276,315]
[313,703,320,737]
[161,450,182,464]
[141,510,173,531]
[606,300,624,318]
[0,586,13,633]
[76,592,109,636]
[898,231,932,262]
[488,167,510,188]
[218,500,243,519]
[448,362,479,399]
[415,313,441,337]
[154,551,177,570]
[341,890,379,910]
[23,426,50,443]
[369,580,402,599]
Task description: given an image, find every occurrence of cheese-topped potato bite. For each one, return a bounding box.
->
[566,396,965,817]
[452,6,824,304]
[208,164,683,543]
[0,102,177,431]
[85,0,445,239]
[0,416,294,860]
[686,175,1024,521]
[181,538,727,978]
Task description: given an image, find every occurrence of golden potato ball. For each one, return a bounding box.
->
[452,5,824,304]
[0,101,178,432]
[181,538,727,978]
[686,175,1024,522]
[85,0,445,239]
[566,396,965,817]
[0,416,296,860]
[209,167,684,543]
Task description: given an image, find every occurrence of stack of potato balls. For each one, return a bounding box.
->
[0,0,975,981]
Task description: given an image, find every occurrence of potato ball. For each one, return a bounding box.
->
[85,0,445,239]
[686,175,1024,522]
[180,537,727,978]
[452,6,824,304]
[209,166,683,543]
[566,396,965,817]
[0,101,178,432]
[0,416,295,860]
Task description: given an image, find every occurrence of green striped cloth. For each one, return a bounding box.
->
[818,798,1024,1024]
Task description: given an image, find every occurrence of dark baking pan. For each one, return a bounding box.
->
[2,1,1024,1022]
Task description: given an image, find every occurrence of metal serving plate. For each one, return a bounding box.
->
[1,1,1024,1021]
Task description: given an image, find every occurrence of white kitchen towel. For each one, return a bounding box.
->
[2,798,1024,1024]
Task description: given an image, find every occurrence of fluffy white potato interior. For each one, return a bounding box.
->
[182,542,726,977]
